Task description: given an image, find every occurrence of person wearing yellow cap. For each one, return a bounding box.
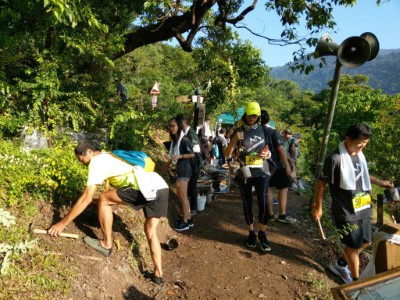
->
[224,101,273,251]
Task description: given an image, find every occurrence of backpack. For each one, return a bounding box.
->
[212,142,220,159]
[261,125,278,176]
[111,150,155,172]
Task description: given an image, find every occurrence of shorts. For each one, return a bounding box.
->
[334,215,372,249]
[269,168,292,190]
[176,159,192,181]
[116,187,169,218]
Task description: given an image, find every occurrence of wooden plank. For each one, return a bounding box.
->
[331,267,400,300]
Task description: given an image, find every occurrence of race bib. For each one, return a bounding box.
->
[245,155,263,167]
[352,193,372,212]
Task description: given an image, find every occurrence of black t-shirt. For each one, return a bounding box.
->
[263,125,285,169]
[185,127,203,167]
[235,125,267,177]
[320,149,372,221]
[176,136,194,176]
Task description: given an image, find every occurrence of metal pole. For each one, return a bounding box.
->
[315,59,343,179]
[193,90,201,129]
[194,102,199,129]
[377,194,384,228]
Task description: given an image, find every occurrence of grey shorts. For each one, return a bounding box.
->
[116,187,169,218]
[334,215,372,249]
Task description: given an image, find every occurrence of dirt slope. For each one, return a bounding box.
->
[36,187,341,300]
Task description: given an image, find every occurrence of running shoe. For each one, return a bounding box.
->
[277,215,297,224]
[258,231,272,252]
[188,218,194,228]
[328,260,353,284]
[174,220,190,232]
[246,231,257,248]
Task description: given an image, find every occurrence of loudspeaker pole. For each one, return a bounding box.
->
[313,31,379,180]
[315,59,342,179]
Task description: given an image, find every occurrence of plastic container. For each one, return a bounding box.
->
[385,188,400,201]
[197,195,207,211]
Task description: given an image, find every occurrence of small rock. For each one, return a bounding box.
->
[258,294,267,298]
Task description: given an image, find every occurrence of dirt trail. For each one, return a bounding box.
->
[158,188,337,299]
[37,187,340,299]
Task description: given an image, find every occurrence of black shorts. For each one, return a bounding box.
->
[116,187,169,218]
[334,215,372,249]
[269,168,292,189]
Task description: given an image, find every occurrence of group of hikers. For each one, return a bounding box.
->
[47,100,394,286]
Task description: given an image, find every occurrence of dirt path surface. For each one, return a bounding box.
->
[159,188,337,300]
[37,187,340,300]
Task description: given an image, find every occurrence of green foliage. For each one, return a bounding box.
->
[281,74,399,182]
[0,138,85,207]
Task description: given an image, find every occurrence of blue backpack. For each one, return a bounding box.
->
[111,150,155,172]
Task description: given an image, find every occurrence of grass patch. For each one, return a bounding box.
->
[299,271,334,300]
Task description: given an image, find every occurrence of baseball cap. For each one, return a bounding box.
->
[245,101,261,116]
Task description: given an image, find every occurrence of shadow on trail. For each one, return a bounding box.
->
[123,286,152,299]
[174,187,324,272]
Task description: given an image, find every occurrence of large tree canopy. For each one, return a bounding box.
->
[0,0,387,137]
[15,0,375,61]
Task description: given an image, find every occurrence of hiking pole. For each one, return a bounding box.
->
[30,223,79,239]
[316,218,326,241]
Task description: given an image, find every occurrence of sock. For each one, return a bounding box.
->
[352,277,358,281]
[337,257,348,267]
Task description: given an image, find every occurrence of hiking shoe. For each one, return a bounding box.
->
[267,214,275,223]
[246,231,257,248]
[83,236,112,257]
[277,215,297,224]
[258,231,271,252]
[143,271,165,286]
[174,220,190,232]
[188,218,194,228]
[328,260,353,284]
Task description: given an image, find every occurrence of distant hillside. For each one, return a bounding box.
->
[271,49,400,95]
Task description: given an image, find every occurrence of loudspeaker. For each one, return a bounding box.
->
[314,32,339,58]
[337,36,370,68]
[361,32,380,61]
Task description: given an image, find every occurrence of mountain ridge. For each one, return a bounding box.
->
[271,49,400,94]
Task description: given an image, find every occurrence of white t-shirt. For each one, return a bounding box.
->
[87,153,168,192]
[87,153,136,188]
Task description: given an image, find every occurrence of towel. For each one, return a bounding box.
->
[339,141,372,191]
[169,131,185,164]
[133,166,168,201]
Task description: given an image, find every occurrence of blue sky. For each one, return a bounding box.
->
[234,1,400,67]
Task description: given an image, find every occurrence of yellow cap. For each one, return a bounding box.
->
[245,101,261,116]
